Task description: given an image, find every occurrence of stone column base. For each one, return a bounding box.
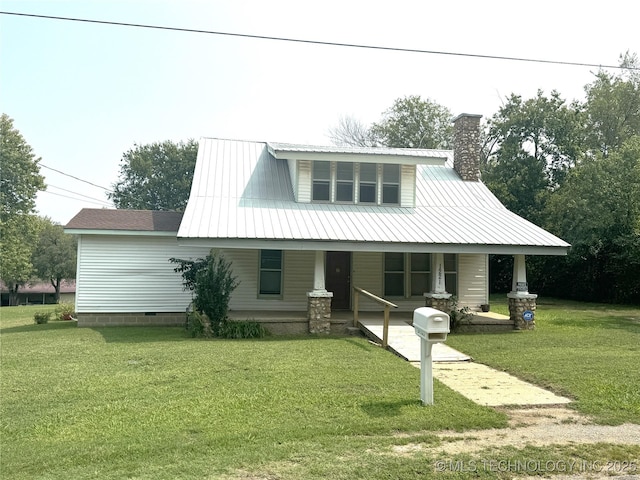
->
[307,291,333,334]
[508,293,538,330]
[424,292,453,313]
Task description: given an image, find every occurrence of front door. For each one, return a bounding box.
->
[326,251,351,310]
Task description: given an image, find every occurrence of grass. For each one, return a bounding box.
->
[1,300,639,479]
[1,306,504,480]
[448,296,640,425]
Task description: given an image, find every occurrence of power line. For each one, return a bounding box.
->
[1,10,635,71]
[40,189,113,207]
[39,163,112,192]
[47,184,112,206]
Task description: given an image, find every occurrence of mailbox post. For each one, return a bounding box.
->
[413,307,450,405]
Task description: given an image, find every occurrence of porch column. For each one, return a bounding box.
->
[507,254,538,330]
[308,250,333,334]
[424,253,452,313]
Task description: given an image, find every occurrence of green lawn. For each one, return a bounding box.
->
[1,302,639,479]
[448,297,640,425]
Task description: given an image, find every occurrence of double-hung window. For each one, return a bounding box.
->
[336,162,354,202]
[358,163,377,203]
[384,253,452,297]
[259,250,283,296]
[382,164,400,205]
[311,161,401,206]
[312,161,331,201]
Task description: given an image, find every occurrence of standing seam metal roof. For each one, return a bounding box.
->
[178,138,569,253]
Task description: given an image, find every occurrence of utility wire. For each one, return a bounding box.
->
[1,10,635,71]
[47,184,112,206]
[40,189,113,207]
[39,163,112,192]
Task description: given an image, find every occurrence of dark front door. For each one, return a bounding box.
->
[326,251,351,310]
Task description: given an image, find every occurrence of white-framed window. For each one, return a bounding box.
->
[336,162,354,202]
[382,164,400,205]
[358,163,377,204]
[383,253,455,297]
[259,250,283,297]
[311,161,401,205]
[312,161,331,201]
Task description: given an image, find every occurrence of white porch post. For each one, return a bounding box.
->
[308,250,332,334]
[507,254,537,330]
[424,253,452,312]
[312,250,327,293]
[432,253,447,294]
[511,254,528,294]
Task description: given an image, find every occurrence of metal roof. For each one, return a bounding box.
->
[178,138,570,255]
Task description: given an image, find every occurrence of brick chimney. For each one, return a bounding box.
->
[452,113,482,181]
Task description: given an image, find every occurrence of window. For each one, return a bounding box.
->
[384,253,454,298]
[384,252,405,296]
[382,164,400,204]
[410,253,431,296]
[259,250,282,296]
[359,163,377,203]
[312,161,330,201]
[311,161,403,206]
[444,253,457,295]
[336,162,354,202]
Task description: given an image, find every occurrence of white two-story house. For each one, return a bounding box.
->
[65,114,569,332]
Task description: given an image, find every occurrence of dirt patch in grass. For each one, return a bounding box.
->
[393,406,640,456]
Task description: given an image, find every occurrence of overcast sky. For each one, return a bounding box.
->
[1,0,637,224]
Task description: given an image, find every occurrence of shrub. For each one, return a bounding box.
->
[448,298,473,332]
[55,302,75,320]
[185,311,213,338]
[219,320,267,339]
[33,312,51,324]
[171,250,239,337]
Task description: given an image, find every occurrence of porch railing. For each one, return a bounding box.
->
[352,286,398,348]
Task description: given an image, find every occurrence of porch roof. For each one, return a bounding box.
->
[178,138,570,256]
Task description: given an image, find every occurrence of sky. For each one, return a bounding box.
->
[1,0,637,224]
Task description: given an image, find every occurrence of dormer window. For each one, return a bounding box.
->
[311,161,400,205]
[312,161,330,201]
[359,163,377,204]
[336,162,354,202]
[382,164,400,205]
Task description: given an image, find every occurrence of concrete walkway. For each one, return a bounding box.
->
[359,317,572,407]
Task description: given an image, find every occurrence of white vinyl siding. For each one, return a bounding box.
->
[288,158,298,201]
[457,253,488,309]
[401,165,416,207]
[296,160,312,203]
[75,235,210,313]
[352,252,383,310]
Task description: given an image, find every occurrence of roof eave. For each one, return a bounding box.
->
[64,229,178,236]
[176,237,570,256]
[268,147,447,166]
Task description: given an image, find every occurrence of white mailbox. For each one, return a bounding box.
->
[413,307,449,343]
[413,307,450,406]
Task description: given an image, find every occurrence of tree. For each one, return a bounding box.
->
[109,139,198,211]
[541,137,640,302]
[327,115,375,147]
[328,96,453,149]
[1,216,41,305]
[482,90,582,224]
[32,218,77,303]
[0,114,46,304]
[583,52,640,157]
[370,96,453,149]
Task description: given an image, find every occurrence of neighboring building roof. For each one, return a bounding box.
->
[178,138,570,255]
[65,209,183,235]
[1,280,76,294]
